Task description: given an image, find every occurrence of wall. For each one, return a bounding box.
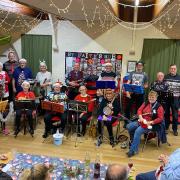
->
[1,20,168,83]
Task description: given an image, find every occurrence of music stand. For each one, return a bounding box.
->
[123,84,144,94]
[67,100,88,147]
[14,100,36,137]
[96,81,116,89]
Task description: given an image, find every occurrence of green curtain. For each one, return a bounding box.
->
[174,40,180,73]
[0,35,11,45]
[21,34,52,77]
[141,39,180,84]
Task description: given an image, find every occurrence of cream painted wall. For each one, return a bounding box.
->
[1,20,168,83]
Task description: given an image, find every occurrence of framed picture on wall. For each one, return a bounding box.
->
[127,61,136,73]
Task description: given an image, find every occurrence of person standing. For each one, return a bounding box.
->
[35,61,52,98]
[65,63,83,100]
[12,58,33,94]
[100,63,117,82]
[164,64,180,136]
[3,51,19,101]
[124,61,148,124]
[151,72,169,110]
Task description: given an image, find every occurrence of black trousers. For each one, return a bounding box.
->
[8,82,14,102]
[125,93,144,119]
[44,111,67,132]
[164,97,179,132]
[77,112,92,134]
[98,117,116,138]
[15,109,33,130]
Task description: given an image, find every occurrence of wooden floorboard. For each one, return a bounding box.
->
[0,118,179,177]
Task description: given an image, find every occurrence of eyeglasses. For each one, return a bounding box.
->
[80,89,86,91]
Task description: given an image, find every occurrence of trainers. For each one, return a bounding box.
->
[173,131,178,136]
[127,150,135,158]
[3,128,9,135]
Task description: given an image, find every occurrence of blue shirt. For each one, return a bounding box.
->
[161,148,180,180]
[13,66,33,93]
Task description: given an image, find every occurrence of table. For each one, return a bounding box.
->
[5,153,108,180]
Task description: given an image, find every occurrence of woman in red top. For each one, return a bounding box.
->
[126,90,164,157]
[74,85,94,136]
[14,81,35,136]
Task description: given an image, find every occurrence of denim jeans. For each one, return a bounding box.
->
[136,170,156,180]
[127,121,149,152]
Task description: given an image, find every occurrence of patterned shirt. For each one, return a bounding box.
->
[164,73,180,98]
[129,71,148,86]
[13,67,33,93]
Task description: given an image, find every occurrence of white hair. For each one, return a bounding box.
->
[21,81,30,88]
[53,82,61,88]
[105,63,112,67]
[39,61,47,68]
[19,58,27,63]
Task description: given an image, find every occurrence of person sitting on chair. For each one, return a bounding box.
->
[74,85,94,136]
[97,89,120,146]
[42,82,67,138]
[14,81,36,136]
[126,90,164,157]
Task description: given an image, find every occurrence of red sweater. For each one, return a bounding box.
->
[137,102,164,124]
[75,94,94,112]
[16,91,35,100]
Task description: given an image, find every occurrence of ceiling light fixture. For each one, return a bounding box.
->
[135,0,140,6]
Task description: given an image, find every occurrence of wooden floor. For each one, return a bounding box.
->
[0,117,180,177]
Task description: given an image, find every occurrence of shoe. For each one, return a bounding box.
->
[42,132,48,138]
[3,128,9,135]
[14,129,20,136]
[77,133,82,137]
[29,129,34,136]
[173,131,178,136]
[96,136,102,146]
[110,137,115,147]
[127,151,135,158]
[81,130,86,136]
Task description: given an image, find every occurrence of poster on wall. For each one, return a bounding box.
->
[65,52,123,78]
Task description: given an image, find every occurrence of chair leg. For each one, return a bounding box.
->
[156,132,160,149]
[142,133,149,152]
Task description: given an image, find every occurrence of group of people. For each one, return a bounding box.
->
[0,51,179,155]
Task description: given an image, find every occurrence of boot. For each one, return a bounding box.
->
[42,131,49,138]
[110,136,115,147]
[96,136,102,146]
[14,128,20,137]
